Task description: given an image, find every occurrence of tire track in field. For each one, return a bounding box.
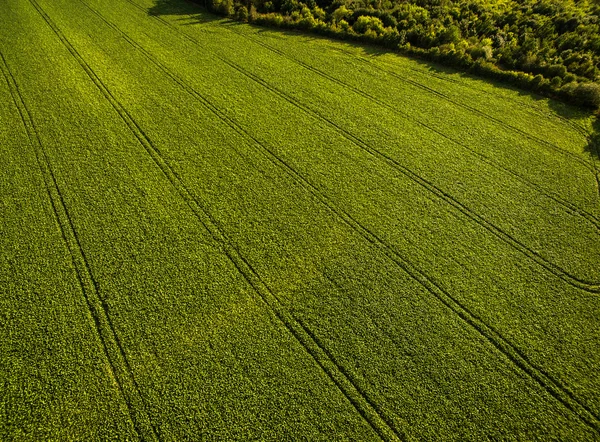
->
[0,51,156,442]
[218,24,600,232]
[384,65,600,177]
[221,20,600,207]
[401,63,591,138]
[72,3,600,432]
[268,35,600,213]
[211,22,593,168]
[74,6,406,439]
[125,0,600,294]
[36,2,403,439]
[304,39,581,134]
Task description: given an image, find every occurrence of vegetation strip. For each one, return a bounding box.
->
[0,50,158,442]
[69,1,600,432]
[205,0,600,110]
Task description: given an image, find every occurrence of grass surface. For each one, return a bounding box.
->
[1,0,599,440]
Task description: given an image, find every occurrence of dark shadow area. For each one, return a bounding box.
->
[148,0,201,16]
[148,0,221,23]
[545,99,599,161]
[585,117,600,161]
[545,90,592,120]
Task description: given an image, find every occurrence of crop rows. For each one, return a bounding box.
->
[1,0,599,439]
[91,0,596,418]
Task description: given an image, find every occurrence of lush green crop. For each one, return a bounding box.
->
[1,0,599,440]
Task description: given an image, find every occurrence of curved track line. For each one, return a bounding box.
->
[77,3,600,433]
[130,4,600,293]
[0,50,157,442]
[218,25,600,232]
[37,2,403,439]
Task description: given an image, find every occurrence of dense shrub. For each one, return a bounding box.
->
[574,83,600,108]
[353,16,385,34]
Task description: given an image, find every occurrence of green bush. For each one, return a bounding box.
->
[574,83,600,108]
[547,64,568,79]
[332,5,351,23]
[255,12,285,26]
[235,5,249,21]
[470,45,493,61]
[353,16,385,35]
[338,19,350,33]
[551,76,562,88]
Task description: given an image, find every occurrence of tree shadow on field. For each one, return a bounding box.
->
[545,99,600,161]
[585,117,600,161]
[148,0,221,24]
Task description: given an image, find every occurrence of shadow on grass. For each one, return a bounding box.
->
[585,117,600,161]
[148,0,203,15]
[148,0,222,23]
[544,99,599,160]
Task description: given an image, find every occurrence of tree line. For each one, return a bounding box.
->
[206,0,600,110]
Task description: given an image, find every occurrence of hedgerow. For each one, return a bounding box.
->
[204,0,600,110]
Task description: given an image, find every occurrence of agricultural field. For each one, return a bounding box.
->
[1,0,599,440]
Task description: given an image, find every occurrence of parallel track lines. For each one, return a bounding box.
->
[0,51,157,442]
[347,48,600,202]
[342,44,600,202]
[397,72,592,168]
[220,25,600,232]
[387,58,592,138]
[128,0,600,293]
[31,1,403,440]
[73,2,600,433]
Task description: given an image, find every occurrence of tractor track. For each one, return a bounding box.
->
[0,49,157,442]
[68,1,600,433]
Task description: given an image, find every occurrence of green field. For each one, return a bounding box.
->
[1,0,599,439]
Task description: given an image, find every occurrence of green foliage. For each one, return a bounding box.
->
[234,4,249,20]
[574,82,600,108]
[353,15,385,34]
[332,5,350,22]
[212,0,234,15]
[470,44,493,61]
[338,18,350,31]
